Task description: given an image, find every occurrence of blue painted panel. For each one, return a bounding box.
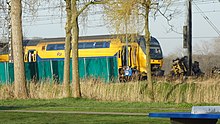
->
[149,112,220,119]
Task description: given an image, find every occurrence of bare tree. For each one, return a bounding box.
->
[71,0,81,98]
[10,0,59,98]
[194,41,213,55]
[11,0,27,98]
[143,0,153,101]
[12,0,102,98]
[104,0,176,101]
[104,0,154,101]
[192,37,220,73]
[213,37,220,55]
[63,0,72,98]
[63,0,103,98]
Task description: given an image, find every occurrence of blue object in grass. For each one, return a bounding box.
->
[149,112,220,124]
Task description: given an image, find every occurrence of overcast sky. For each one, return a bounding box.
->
[22,0,220,56]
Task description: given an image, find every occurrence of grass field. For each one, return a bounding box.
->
[0,98,220,124]
[0,98,193,112]
[0,112,170,124]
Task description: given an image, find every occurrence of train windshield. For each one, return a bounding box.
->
[150,46,163,59]
[138,36,163,60]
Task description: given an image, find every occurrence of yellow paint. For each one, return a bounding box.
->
[0,54,9,62]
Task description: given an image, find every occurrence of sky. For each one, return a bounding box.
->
[22,0,220,56]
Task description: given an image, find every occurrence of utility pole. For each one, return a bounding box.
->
[6,0,13,63]
[187,0,192,76]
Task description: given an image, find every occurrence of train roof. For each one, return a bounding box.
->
[23,40,41,46]
[41,34,142,42]
[43,35,121,41]
[23,34,160,46]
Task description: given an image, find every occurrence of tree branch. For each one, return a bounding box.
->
[158,8,181,34]
[77,0,105,17]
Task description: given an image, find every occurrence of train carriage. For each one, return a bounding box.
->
[0,34,164,79]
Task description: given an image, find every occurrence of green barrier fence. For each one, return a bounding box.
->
[0,56,118,84]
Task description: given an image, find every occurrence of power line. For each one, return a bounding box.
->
[156,36,219,39]
[193,2,220,36]
[17,0,220,13]
[1,0,220,40]
[20,8,220,21]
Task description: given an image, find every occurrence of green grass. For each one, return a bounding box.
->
[0,98,193,113]
[0,98,219,111]
[0,112,169,124]
[0,98,220,124]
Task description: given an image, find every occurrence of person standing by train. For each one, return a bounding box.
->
[124,66,132,81]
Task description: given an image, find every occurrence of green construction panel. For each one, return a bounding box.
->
[45,61,53,80]
[83,56,118,82]
[102,57,110,81]
[0,57,118,84]
[68,59,81,81]
[103,57,111,82]
[68,59,86,81]
[78,58,86,79]
[25,63,31,80]
[37,61,53,81]
[8,63,14,83]
[107,57,119,82]
[58,61,64,83]
[36,61,44,80]
[51,61,64,83]
[85,58,102,78]
[51,61,59,82]
[25,62,38,81]
[0,62,7,83]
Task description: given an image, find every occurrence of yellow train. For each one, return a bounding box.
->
[0,35,164,78]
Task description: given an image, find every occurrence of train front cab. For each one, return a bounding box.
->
[149,37,164,76]
[117,42,144,81]
[117,36,164,80]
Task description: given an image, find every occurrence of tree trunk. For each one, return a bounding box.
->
[71,0,81,98]
[11,0,27,99]
[144,0,154,101]
[63,0,72,98]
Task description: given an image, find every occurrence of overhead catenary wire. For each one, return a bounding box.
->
[193,1,220,36]
[20,8,220,24]
[1,0,220,40]
[17,0,220,26]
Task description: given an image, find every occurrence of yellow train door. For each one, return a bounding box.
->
[25,50,37,62]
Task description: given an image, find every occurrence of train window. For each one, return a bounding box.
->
[42,46,45,50]
[56,44,65,50]
[46,44,56,51]
[95,42,103,48]
[45,41,110,50]
[150,47,161,54]
[150,49,155,54]
[104,41,110,48]
[150,42,159,46]
[78,43,84,49]
[85,42,94,48]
